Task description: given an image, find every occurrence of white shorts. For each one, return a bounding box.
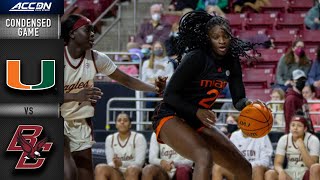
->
[64,119,95,152]
[285,167,308,180]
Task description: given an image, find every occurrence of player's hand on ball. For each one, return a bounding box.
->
[155,76,168,94]
[77,87,103,103]
[253,99,272,112]
[196,109,216,128]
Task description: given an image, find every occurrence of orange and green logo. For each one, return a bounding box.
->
[6,60,55,90]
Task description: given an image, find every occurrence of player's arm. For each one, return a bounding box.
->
[273,154,286,174]
[94,50,166,94]
[108,68,165,94]
[228,59,251,111]
[64,87,103,103]
[273,135,287,175]
[105,135,116,167]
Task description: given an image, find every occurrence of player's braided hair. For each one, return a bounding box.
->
[176,11,261,63]
[61,14,82,44]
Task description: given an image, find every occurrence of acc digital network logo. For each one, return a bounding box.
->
[6,125,53,169]
[9,2,52,12]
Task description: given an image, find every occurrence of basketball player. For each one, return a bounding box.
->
[142,132,193,180]
[152,11,265,180]
[95,112,147,180]
[212,129,273,180]
[61,14,166,180]
[265,114,320,180]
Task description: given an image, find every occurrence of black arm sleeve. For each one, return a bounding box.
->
[228,59,248,111]
[163,51,204,118]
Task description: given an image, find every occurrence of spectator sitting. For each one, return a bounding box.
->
[275,40,311,91]
[142,41,174,85]
[308,45,320,97]
[95,112,147,180]
[284,69,308,133]
[134,4,172,49]
[304,1,320,30]
[224,112,239,137]
[142,133,193,180]
[213,129,273,180]
[264,113,320,180]
[302,85,320,132]
[267,88,285,131]
[196,0,228,17]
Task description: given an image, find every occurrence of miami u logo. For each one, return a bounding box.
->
[6,60,55,90]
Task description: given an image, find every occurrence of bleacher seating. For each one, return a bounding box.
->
[242,68,274,88]
[268,29,298,47]
[305,47,318,61]
[287,0,314,13]
[299,30,320,46]
[162,14,181,24]
[260,0,288,13]
[63,0,117,22]
[236,29,267,40]
[245,88,272,101]
[276,13,305,30]
[245,13,277,30]
[225,13,247,30]
[253,48,285,73]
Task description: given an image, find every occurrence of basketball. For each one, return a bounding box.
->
[238,102,273,138]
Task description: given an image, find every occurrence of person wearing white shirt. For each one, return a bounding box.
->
[142,133,193,180]
[142,41,174,85]
[95,113,147,180]
[212,129,273,180]
[265,114,320,180]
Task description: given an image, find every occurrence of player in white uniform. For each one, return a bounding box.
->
[95,113,147,180]
[61,14,166,180]
[212,129,273,180]
[265,114,320,180]
[142,133,193,180]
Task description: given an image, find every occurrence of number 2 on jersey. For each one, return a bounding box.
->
[199,89,219,109]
